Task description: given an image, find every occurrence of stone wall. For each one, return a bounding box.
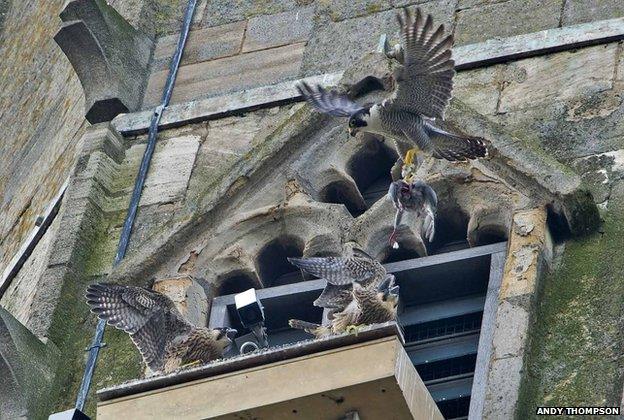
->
[0,1,87,277]
[138,0,624,108]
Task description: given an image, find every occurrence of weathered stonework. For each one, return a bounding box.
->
[2,1,624,417]
[480,208,551,419]
[54,0,153,122]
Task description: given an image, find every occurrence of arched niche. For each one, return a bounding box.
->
[427,207,471,255]
[319,180,368,218]
[255,235,305,287]
[347,135,398,209]
[217,271,261,296]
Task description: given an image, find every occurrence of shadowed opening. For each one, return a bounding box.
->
[382,245,422,263]
[428,207,470,255]
[256,236,305,287]
[217,271,258,296]
[472,225,508,247]
[347,136,398,209]
[319,180,367,217]
[546,204,571,243]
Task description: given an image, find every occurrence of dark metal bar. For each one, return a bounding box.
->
[74,0,198,412]
[0,178,68,296]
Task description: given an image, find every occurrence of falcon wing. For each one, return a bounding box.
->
[387,7,455,119]
[297,82,364,117]
[86,283,192,371]
[313,283,353,310]
[288,256,385,286]
[415,181,438,242]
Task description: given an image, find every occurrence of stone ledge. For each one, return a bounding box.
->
[97,323,442,420]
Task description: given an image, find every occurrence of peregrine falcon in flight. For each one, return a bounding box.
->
[288,249,399,338]
[297,7,487,165]
[86,283,237,373]
[388,179,437,248]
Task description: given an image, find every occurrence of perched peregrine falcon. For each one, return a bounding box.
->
[288,250,399,338]
[388,179,438,248]
[86,283,237,373]
[297,7,487,163]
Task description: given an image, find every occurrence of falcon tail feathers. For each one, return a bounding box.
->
[431,131,488,161]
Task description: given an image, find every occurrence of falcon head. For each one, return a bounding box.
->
[377,274,400,310]
[348,108,371,137]
[213,327,237,350]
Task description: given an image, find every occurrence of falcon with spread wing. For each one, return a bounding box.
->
[86,283,237,373]
[288,249,399,338]
[297,7,487,165]
[388,179,438,248]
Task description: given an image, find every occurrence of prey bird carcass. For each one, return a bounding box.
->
[388,179,438,248]
[288,249,399,338]
[86,283,237,374]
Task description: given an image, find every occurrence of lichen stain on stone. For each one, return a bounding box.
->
[565,91,622,122]
[510,246,538,279]
[513,216,535,237]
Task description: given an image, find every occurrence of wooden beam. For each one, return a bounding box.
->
[113,17,624,135]
[0,177,70,296]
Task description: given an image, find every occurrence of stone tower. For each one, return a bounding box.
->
[1,0,623,418]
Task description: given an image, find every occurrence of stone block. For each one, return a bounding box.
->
[483,355,524,420]
[561,0,624,26]
[54,0,153,123]
[0,208,63,327]
[301,2,455,76]
[153,276,210,326]
[242,6,314,52]
[498,43,618,114]
[491,300,530,359]
[139,134,201,207]
[454,65,503,116]
[201,0,306,27]
[152,21,246,72]
[143,43,305,107]
[454,0,562,45]
[500,209,547,300]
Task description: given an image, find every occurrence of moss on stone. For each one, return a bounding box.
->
[517,186,624,417]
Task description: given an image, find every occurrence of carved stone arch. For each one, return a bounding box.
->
[345,134,399,208]
[316,167,367,218]
[255,234,306,287]
[302,234,343,258]
[467,205,512,247]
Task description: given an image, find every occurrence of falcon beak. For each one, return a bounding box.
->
[226,328,238,339]
[348,127,357,137]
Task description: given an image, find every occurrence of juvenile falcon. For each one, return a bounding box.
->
[288,250,399,338]
[86,283,237,374]
[297,7,487,165]
[388,179,438,248]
